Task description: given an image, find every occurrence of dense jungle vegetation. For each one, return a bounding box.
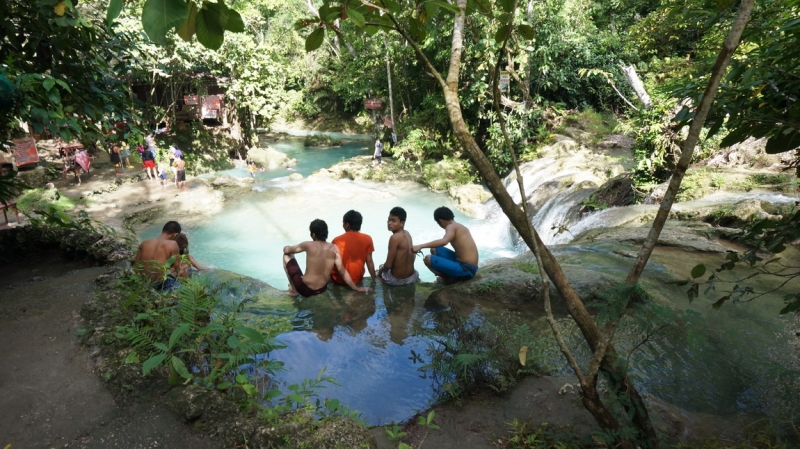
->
[2,0,799,447]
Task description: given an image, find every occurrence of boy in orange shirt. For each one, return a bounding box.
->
[330,210,377,286]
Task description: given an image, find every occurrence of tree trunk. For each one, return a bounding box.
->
[622,65,653,109]
[436,2,653,446]
[626,0,755,285]
[384,36,397,142]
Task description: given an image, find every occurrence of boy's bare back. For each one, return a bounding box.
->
[387,230,416,279]
[299,240,340,289]
[134,238,180,281]
[447,222,479,266]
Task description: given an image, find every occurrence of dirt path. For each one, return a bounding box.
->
[0,255,220,449]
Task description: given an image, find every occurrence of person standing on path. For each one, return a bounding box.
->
[110,144,122,176]
[141,144,156,180]
[330,210,377,286]
[120,142,133,168]
[372,138,383,168]
[175,154,186,191]
[412,206,479,284]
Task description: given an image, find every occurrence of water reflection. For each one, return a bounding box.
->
[382,283,416,345]
[271,282,435,425]
[293,290,377,341]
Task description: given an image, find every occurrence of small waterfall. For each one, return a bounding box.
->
[481,153,606,249]
[479,134,799,251]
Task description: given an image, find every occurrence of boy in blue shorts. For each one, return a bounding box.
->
[412,206,479,284]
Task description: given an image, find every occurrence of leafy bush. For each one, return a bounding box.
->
[421,158,476,192]
[16,188,86,214]
[115,275,286,400]
[420,312,542,401]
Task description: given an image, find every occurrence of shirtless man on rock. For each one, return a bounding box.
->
[412,206,479,284]
[283,219,370,297]
[134,221,183,291]
[377,207,419,285]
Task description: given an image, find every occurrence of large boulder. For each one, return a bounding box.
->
[573,225,730,253]
[304,134,343,147]
[246,146,296,169]
[426,260,543,307]
[448,184,492,217]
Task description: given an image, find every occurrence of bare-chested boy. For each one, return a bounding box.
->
[283,219,370,297]
[377,207,419,285]
[134,220,183,291]
[411,206,479,283]
[175,155,187,191]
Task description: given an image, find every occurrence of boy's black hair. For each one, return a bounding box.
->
[433,206,454,222]
[342,210,363,231]
[310,219,328,241]
[389,206,407,222]
[162,221,182,234]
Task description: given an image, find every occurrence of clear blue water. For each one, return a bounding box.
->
[211,131,374,179]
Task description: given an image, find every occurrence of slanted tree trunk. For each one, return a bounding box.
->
[622,65,653,109]
[390,1,654,446]
[626,0,755,285]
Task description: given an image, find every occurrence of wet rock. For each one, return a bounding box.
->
[448,184,492,217]
[672,198,794,228]
[289,173,303,181]
[573,226,729,253]
[596,134,634,149]
[644,182,669,204]
[322,156,421,183]
[427,261,543,306]
[247,146,295,169]
[303,134,343,147]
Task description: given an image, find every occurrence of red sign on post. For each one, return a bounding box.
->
[364,98,383,110]
[384,117,393,128]
[184,95,199,105]
[13,138,39,167]
[201,95,223,119]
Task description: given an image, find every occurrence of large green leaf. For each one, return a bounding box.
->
[171,356,192,379]
[142,0,189,46]
[305,27,325,51]
[234,326,265,344]
[168,322,192,349]
[177,1,198,41]
[142,353,167,375]
[195,3,225,50]
[765,128,800,154]
[204,1,234,31]
[516,24,534,40]
[224,8,244,32]
[497,0,515,13]
[106,0,124,26]
[347,9,365,28]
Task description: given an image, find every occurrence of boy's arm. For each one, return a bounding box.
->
[168,243,182,275]
[283,242,306,255]
[382,234,400,273]
[412,225,455,253]
[365,253,377,281]
[334,249,369,293]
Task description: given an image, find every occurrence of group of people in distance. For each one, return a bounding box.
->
[134,206,479,297]
[138,132,188,190]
